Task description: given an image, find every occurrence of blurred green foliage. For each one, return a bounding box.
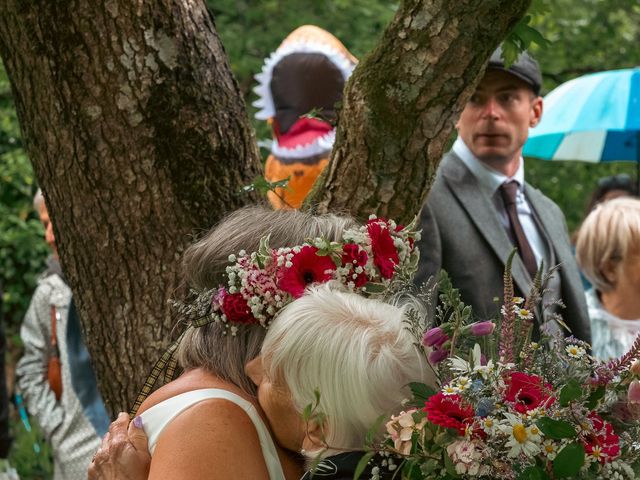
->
[0,62,49,334]
[8,413,53,479]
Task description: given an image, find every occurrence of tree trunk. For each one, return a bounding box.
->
[0,0,261,413]
[308,0,531,223]
[0,0,529,412]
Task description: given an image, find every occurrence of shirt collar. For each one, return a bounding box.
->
[453,137,525,197]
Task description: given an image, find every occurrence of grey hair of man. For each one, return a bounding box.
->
[33,188,45,212]
[176,205,357,396]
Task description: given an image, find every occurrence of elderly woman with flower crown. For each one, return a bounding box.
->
[89,207,431,480]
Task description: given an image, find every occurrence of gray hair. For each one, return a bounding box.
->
[262,282,432,459]
[177,206,356,395]
[33,188,45,212]
[576,197,640,293]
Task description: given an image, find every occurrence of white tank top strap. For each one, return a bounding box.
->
[139,388,285,480]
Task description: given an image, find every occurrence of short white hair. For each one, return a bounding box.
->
[576,197,640,292]
[262,283,431,458]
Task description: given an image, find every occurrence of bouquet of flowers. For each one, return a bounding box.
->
[376,254,640,480]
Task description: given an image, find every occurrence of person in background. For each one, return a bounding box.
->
[16,189,103,479]
[415,47,590,342]
[572,173,637,289]
[0,282,12,460]
[576,197,640,360]
[584,173,637,214]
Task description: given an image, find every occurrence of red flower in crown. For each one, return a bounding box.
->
[341,243,369,287]
[583,413,620,463]
[367,218,400,279]
[423,392,474,436]
[503,372,555,414]
[221,292,256,324]
[278,245,336,298]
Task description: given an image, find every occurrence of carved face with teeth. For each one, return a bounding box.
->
[253,25,357,209]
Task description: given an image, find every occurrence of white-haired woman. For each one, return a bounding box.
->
[245,283,433,479]
[576,197,640,360]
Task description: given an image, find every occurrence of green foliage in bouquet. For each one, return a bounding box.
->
[366,259,640,480]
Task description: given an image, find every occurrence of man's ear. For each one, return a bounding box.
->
[530,96,543,128]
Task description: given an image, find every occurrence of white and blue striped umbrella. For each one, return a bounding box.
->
[523,67,640,162]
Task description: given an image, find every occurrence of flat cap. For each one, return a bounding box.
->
[488,47,542,95]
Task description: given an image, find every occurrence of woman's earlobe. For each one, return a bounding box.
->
[302,417,328,452]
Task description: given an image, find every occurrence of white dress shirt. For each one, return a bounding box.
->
[453,137,549,270]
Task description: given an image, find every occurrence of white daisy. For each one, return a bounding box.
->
[565,344,587,359]
[500,414,542,458]
[542,439,558,460]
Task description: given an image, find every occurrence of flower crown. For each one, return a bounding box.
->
[175,216,420,335]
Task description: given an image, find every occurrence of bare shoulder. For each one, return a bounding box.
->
[137,368,235,414]
[148,396,270,480]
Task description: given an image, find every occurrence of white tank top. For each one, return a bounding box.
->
[140,388,285,480]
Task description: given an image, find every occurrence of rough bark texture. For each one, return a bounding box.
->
[0,0,261,413]
[308,0,531,223]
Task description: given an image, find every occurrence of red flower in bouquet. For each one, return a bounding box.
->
[278,246,336,298]
[221,292,256,324]
[367,219,400,279]
[503,372,555,414]
[583,413,620,463]
[341,243,369,287]
[423,392,474,435]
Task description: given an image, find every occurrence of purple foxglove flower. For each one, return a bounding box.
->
[629,380,640,404]
[422,327,448,347]
[470,321,495,337]
[428,347,449,364]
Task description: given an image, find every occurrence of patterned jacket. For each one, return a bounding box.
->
[16,272,101,480]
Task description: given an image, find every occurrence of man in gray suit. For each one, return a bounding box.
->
[415,49,591,342]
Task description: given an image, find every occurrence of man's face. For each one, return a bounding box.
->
[457,69,542,166]
[38,202,57,256]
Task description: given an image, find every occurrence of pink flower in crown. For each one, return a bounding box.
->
[367,218,400,279]
[220,292,255,324]
[277,246,336,298]
[244,267,279,297]
[341,243,369,287]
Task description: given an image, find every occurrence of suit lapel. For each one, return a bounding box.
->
[525,185,572,271]
[441,153,532,294]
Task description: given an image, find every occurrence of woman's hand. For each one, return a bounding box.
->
[88,412,151,480]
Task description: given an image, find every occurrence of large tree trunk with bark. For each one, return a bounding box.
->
[0,0,528,412]
[0,0,260,412]
[309,0,531,223]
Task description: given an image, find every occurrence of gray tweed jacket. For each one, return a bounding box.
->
[415,151,591,342]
